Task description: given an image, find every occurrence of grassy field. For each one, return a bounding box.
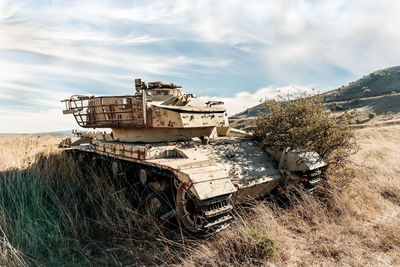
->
[0,127,399,266]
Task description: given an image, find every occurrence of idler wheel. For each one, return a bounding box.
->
[176,183,207,235]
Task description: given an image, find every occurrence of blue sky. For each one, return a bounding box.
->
[1,0,400,132]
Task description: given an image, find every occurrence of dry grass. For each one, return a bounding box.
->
[0,135,59,170]
[0,127,399,266]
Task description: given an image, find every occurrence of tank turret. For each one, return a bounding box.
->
[62,79,229,142]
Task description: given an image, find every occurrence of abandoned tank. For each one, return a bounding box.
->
[60,79,326,237]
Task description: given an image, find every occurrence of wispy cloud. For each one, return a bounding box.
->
[1,0,400,132]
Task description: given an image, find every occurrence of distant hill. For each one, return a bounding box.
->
[0,130,73,137]
[230,66,400,130]
[323,66,400,103]
[35,130,73,136]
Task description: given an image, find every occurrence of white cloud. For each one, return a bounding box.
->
[0,108,77,133]
[201,85,313,116]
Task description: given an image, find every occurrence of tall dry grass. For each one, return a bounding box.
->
[0,136,184,265]
[0,127,399,266]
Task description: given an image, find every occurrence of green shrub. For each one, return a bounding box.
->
[330,103,344,111]
[253,92,357,166]
[368,112,377,119]
[219,224,277,265]
[240,225,276,258]
[350,98,361,107]
[363,88,371,94]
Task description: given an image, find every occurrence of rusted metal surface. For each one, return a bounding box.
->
[61,95,146,128]
[266,149,326,172]
[73,136,280,200]
[112,127,216,143]
[61,79,228,142]
[204,138,281,188]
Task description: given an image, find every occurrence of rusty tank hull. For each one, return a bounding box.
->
[60,79,326,237]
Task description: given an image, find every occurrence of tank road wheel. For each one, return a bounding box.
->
[146,191,170,219]
[176,183,233,237]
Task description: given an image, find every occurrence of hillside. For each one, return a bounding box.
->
[323,66,400,102]
[230,66,400,129]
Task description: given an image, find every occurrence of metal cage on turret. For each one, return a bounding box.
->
[62,95,146,128]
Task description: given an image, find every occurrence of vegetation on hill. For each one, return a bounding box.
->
[323,66,400,103]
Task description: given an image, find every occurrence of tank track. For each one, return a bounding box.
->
[304,169,324,193]
[197,194,233,237]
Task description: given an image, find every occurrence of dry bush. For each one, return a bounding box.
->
[253,92,358,166]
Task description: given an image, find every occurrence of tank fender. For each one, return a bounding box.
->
[171,166,237,200]
[192,178,236,200]
[267,149,326,172]
[284,151,326,172]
